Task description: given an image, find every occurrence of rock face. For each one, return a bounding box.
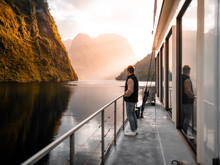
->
[0,0,78,82]
[67,33,137,80]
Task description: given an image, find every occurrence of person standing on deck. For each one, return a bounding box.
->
[182,65,194,139]
[124,65,139,136]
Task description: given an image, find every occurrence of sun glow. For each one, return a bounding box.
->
[48,0,154,61]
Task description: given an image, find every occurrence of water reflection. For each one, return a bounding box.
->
[0,80,135,164]
[0,83,71,164]
[181,0,197,150]
[47,81,125,165]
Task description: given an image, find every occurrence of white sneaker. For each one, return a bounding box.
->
[186,130,194,139]
[124,130,137,136]
[187,134,194,140]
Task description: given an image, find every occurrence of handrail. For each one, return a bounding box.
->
[21,94,124,165]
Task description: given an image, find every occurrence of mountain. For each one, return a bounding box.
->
[0,0,78,82]
[116,54,155,81]
[67,33,137,80]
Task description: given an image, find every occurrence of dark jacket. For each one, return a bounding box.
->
[124,74,139,103]
[182,74,194,104]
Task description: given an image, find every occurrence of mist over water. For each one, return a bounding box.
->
[66,34,137,80]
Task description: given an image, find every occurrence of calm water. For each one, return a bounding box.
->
[0,80,148,165]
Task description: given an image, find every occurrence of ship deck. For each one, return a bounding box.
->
[105,103,197,165]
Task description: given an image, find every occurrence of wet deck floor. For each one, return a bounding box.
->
[105,104,197,165]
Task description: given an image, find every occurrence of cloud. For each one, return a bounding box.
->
[65,0,96,9]
[48,0,77,20]
[48,0,95,10]
[56,20,79,40]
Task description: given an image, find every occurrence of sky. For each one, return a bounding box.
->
[47,0,154,61]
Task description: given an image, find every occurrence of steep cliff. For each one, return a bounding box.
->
[67,33,137,80]
[0,0,78,82]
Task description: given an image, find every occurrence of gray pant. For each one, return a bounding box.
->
[182,104,193,134]
[126,102,138,131]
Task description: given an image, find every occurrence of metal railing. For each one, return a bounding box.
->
[21,94,125,165]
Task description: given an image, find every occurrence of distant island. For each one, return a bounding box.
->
[64,33,137,80]
[0,0,78,82]
[116,54,155,81]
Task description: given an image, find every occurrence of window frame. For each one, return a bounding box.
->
[159,45,164,103]
[176,0,197,153]
[165,28,173,113]
[156,54,160,97]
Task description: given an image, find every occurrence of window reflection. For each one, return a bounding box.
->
[168,34,172,111]
[0,83,71,164]
[156,55,159,97]
[159,49,163,102]
[203,0,218,156]
[181,0,197,149]
[160,46,164,103]
[162,46,165,104]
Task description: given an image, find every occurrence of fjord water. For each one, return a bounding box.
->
[0,80,130,164]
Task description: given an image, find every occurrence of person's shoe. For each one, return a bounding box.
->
[124,131,137,136]
[186,130,194,140]
[187,134,194,140]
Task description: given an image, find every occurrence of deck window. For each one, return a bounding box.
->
[177,0,197,152]
[162,45,166,105]
[166,29,173,113]
[168,34,173,111]
[156,55,159,97]
[159,45,164,103]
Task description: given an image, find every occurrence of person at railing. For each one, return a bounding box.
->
[181,65,194,139]
[124,65,139,136]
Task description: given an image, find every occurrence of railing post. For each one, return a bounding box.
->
[123,98,125,130]
[70,133,75,165]
[101,110,105,164]
[114,100,117,145]
[20,95,124,165]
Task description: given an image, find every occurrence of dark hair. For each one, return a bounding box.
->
[127,65,134,73]
[183,65,191,74]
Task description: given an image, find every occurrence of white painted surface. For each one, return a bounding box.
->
[201,0,219,164]
[153,0,220,163]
